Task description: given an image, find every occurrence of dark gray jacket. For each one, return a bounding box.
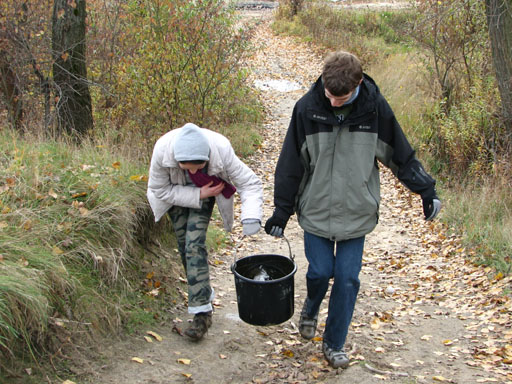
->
[273,74,436,241]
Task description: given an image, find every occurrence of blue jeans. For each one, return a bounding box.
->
[303,231,365,350]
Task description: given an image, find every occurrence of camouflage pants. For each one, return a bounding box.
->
[168,197,215,314]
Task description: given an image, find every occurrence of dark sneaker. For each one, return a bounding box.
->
[322,342,349,369]
[185,311,212,341]
[299,299,317,340]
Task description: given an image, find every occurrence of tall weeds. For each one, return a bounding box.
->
[0,131,175,373]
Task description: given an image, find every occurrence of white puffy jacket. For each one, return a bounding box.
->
[147,124,263,231]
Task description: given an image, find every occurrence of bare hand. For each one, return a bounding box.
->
[200,181,224,199]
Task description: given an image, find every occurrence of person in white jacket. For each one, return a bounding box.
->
[147,123,263,340]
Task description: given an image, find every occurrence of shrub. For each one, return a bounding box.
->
[422,76,508,179]
[89,0,261,157]
[411,0,490,109]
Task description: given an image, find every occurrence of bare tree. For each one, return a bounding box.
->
[0,50,23,129]
[486,0,512,129]
[52,0,93,138]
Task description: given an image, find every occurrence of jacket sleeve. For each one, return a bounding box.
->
[274,103,307,220]
[375,95,436,199]
[220,142,263,222]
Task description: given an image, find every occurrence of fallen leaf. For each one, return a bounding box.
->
[131,357,143,364]
[147,331,162,341]
[52,246,64,255]
[172,325,184,336]
[48,189,58,199]
[178,358,191,365]
[370,318,381,330]
[181,373,192,378]
[71,192,87,199]
[79,207,89,216]
[144,336,153,343]
[129,175,148,182]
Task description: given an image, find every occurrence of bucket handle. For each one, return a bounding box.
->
[233,234,294,264]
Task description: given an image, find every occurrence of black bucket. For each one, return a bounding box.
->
[231,240,297,326]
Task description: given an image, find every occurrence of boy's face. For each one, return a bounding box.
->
[179,162,207,174]
[324,88,354,107]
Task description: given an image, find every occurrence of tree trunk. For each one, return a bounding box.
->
[486,0,512,129]
[52,0,93,138]
[0,51,24,130]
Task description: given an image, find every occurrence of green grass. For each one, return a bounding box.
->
[0,130,183,378]
[442,181,512,273]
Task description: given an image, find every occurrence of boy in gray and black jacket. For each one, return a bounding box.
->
[265,51,441,368]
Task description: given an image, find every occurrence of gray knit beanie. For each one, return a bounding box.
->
[173,123,210,162]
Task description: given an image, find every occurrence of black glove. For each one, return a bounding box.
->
[422,193,441,221]
[264,213,288,237]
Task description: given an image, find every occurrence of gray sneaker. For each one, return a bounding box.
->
[322,342,349,369]
[299,299,318,340]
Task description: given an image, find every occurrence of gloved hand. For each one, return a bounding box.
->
[242,219,261,236]
[264,213,288,237]
[422,193,441,221]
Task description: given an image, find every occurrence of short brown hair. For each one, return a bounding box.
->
[321,51,363,96]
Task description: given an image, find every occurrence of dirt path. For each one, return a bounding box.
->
[86,9,512,384]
